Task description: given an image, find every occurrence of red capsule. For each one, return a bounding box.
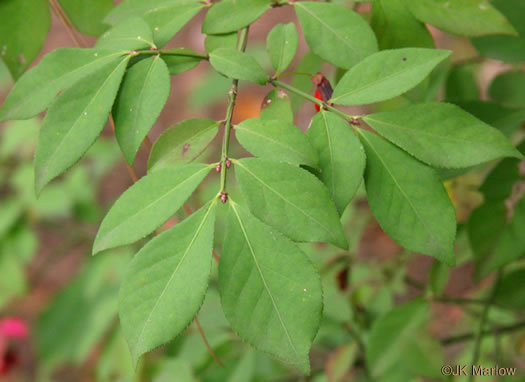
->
[225,159,232,168]
[311,73,333,113]
[220,192,228,203]
[215,163,222,172]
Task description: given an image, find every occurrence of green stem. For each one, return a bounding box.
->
[219,27,249,194]
[469,270,502,382]
[270,79,360,121]
[134,49,209,60]
[442,319,525,346]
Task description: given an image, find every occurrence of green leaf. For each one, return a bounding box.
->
[0,48,125,122]
[294,2,377,69]
[34,57,129,194]
[290,52,322,112]
[363,103,523,169]
[0,0,50,79]
[96,17,155,51]
[367,300,431,378]
[37,250,128,369]
[93,164,211,254]
[120,201,216,365]
[58,0,113,36]
[371,0,435,49]
[202,0,270,34]
[494,269,525,309]
[404,0,517,37]
[472,0,525,62]
[489,71,525,108]
[331,48,450,105]
[161,49,203,75]
[266,23,298,75]
[105,0,204,47]
[220,202,322,373]
[0,251,26,309]
[429,261,449,295]
[359,130,456,265]
[445,64,479,102]
[113,56,170,165]
[148,119,220,171]
[234,158,347,249]
[307,111,365,215]
[260,89,294,124]
[234,118,318,168]
[205,33,238,53]
[209,48,268,85]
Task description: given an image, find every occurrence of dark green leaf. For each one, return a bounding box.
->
[34,57,129,194]
[0,0,50,79]
[359,130,456,264]
[95,17,155,51]
[105,0,204,47]
[260,89,294,124]
[363,103,523,168]
[120,202,216,365]
[0,48,125,122]
[202,0,270,34]
[489,71,525,108]
[220,202,322,374]
[148,119,220,171]
[371,0,435,49]
[234,158,347,249]
[266,23,298,75]
[209,48,267,85]
[331,48,450,105]
[494,269,525,309]
[404,0,517,37]
[161,49,203,75]
[58,0,113,36]
[445,64,479,102]
[235,118,318,168]
[93,164,212,254]
[294,2,377,69]
[307,111,365,215]
[113,56,170,165]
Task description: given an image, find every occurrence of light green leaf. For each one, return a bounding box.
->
[209,48,268,85]
[120,201,216,365]
[58,0,113,36]
[260,89,294,124]
[96,17,155,51]
[220,202,322,374]
[113,56,170,165]
[266,23,298,75]
[161,49,203,75]
[205,32,238,53]
[294,2,377,69]
[93,164,211,254]
[234,158,347,249]
[371,0,435,50]
[148,119,220,171]
[404,0,517,37]
[429,261,449,295]
[34,57,129,194]
[0,0,50,79]
[359,130,456,265]
[363,102,523,168]
[37,250,129,369]
[489,71,525,108]
[0,48,125,122]
[202,0,270,34]
[307,111,365,215]
[0,251,26,309]
[367,300,431,378]
[235,118,318,168]
[331,48,450,105]
[105,0,204,47]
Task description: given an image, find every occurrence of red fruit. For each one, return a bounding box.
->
[314,89,322,112]
[312,73,333,112]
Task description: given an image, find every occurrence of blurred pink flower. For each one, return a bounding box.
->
[0,318,28,339]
